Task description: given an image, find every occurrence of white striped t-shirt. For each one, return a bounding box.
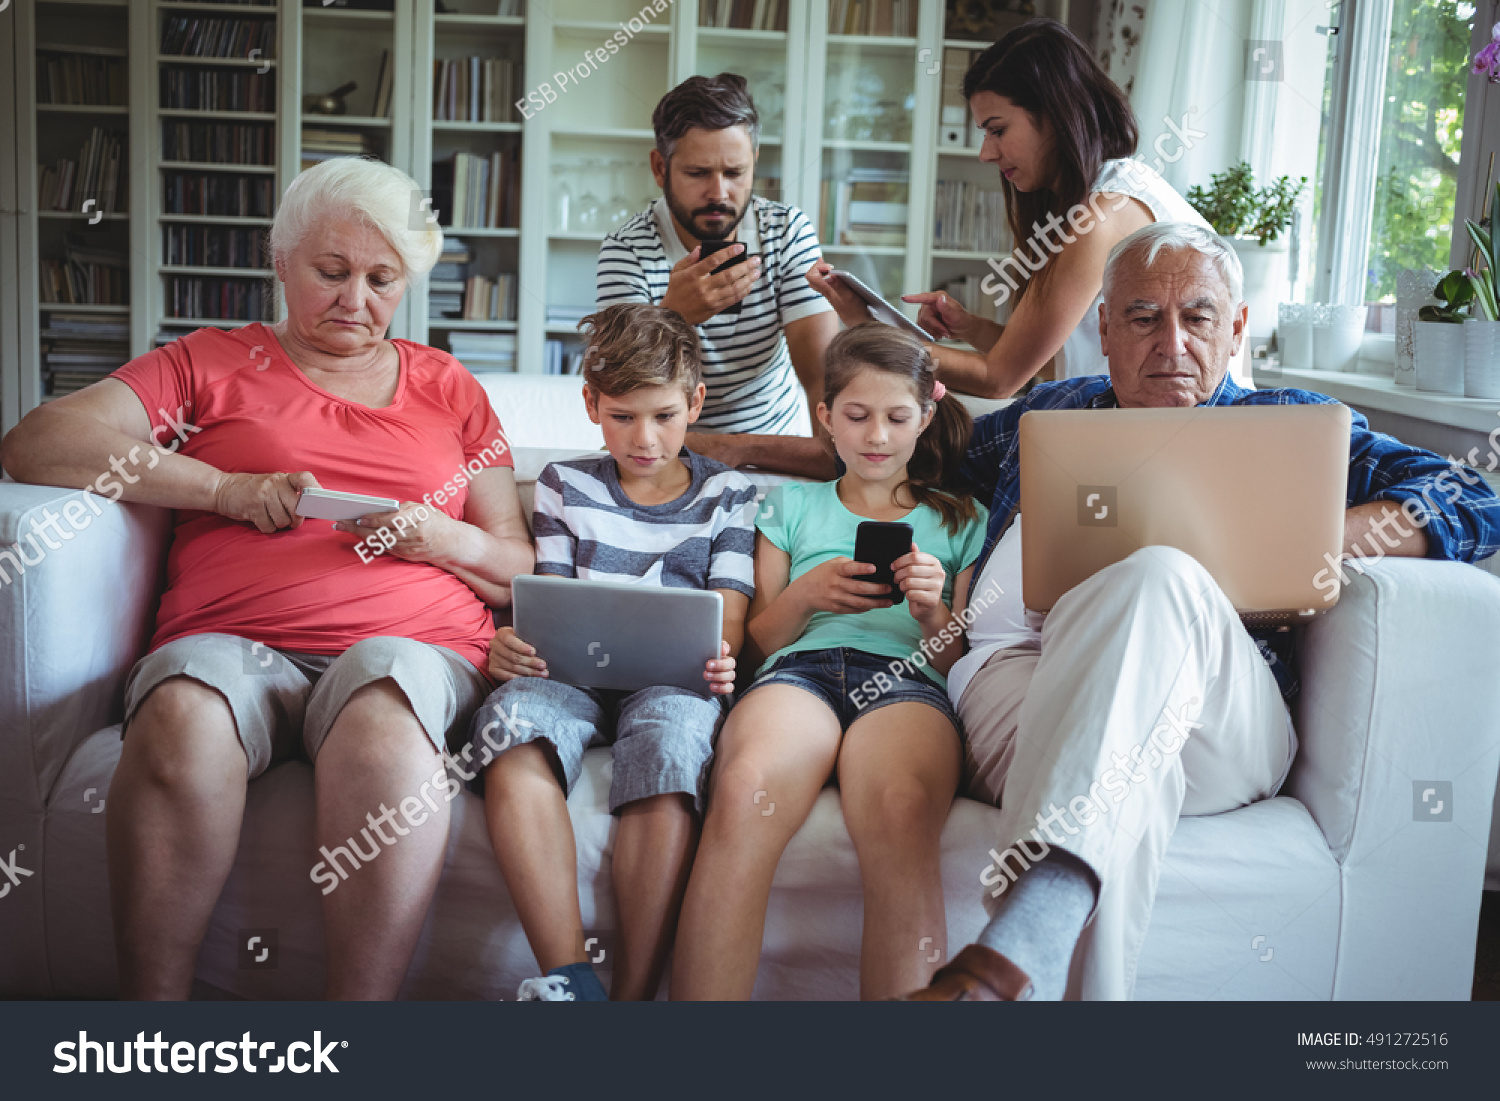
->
[532,447,757,598]
[595,196,834,434]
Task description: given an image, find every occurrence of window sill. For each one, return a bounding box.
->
[1258,366,1500,435]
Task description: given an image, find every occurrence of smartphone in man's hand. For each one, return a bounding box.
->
[854,520,915,605]
[699,239,760,316]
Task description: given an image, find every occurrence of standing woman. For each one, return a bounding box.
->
[809,18,1229,399]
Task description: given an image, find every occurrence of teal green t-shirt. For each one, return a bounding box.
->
[755,479,989,687]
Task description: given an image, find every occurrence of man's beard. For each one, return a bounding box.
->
[663,175,749,242]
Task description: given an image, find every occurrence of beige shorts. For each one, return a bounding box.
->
[122,633,491,779]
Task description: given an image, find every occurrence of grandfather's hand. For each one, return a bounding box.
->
[212,470,320,533]
[336,501,457,566]
[660,244,761,325]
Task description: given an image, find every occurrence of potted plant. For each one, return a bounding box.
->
[1186,163,1308,348]
[1414,269,1470,394]
[1459,180,1500,398]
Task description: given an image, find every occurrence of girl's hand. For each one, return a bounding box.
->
[793,556,894,615]
[485,626,547,681]
[893,543,946,623]
[336,502,458,565]
[901,290,975,344]
[806,263,876,329]
[704,640,736,696]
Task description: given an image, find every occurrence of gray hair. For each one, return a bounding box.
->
[1102,221,1244,310]
[269,157,443,280]
[652,73,760,163]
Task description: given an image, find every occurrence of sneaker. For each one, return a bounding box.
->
[516,975,575,1001]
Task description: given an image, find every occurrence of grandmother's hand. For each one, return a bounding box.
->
[212,470,321,533]
[336,501,460,566]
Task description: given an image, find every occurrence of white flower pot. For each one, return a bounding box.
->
[1464,318,1500,399]
[1414,321,1466,394]
[1230,237,1291,351]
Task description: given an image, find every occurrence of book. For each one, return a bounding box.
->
[370,49,390,118]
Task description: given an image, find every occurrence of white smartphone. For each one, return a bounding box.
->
[295,487,401,522]
[830,270,936,341]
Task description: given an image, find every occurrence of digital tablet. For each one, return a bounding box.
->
[830,270,936,341]
[512,575,724,698]
[296,487,402,522]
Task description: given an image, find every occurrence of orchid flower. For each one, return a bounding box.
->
[1473,23,1500,83]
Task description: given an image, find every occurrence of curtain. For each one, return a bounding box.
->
[1093,0,1150,97]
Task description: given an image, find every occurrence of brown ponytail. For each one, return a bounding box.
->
[822,323,977,535]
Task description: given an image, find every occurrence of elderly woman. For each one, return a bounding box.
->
[0,157,533,1000]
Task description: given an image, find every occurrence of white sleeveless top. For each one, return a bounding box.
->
[1056,158,1247,385]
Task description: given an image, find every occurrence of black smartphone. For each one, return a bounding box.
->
[854,520,914,605]
[698,239,760,316]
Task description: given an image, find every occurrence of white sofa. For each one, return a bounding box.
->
[2,373,1498,1000]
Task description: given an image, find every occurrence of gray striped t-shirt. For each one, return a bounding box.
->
[595,196,834,434]
[533,448,757,597]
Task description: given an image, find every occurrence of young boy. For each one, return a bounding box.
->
[464,302,756,1001]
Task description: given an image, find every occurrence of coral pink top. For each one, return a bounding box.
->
[112,323,511,669]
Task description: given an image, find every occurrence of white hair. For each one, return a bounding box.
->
[269,157,443,280]
[1101,221,1244,310]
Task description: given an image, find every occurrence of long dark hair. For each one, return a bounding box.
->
[822,324,975,535]
[962,18,1138,300]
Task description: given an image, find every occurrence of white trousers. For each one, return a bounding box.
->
[957,546,1295,1000]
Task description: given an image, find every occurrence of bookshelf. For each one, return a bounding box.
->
[2,0,1087,435]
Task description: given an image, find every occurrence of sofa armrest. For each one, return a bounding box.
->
[0,482,168,809]
[1284,557,1500,998]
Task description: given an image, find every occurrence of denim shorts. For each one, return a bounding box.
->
[462,678,725,814]
[741,647,961,735]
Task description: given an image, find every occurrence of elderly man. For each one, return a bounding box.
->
[713,221,1500,1000]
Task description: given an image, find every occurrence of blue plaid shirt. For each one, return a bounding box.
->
[957,374,1500,699]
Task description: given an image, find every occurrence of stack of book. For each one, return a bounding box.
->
[820,168,908,248]
[40,236,129,307]
[39,313,130,397]
[369,49,395,119]
[164,224,269,269]
[933,179,1006,253]
[431,150,518,229]
[699,0,788,30]
[448,332,517,373]
[160,69,275,113]
[428,240,470,319]
[36,50,126,106]
[544,340,586,375]
[165,275,270,321]
[160,16,277,60]
[433,56,517,123]
[827,0,914,35]
[37,128,125,214]
[162,170,274,217]
[463,273,517,321]
[545,305,590,329]
[161,120,275,165]
[302,128,377,170]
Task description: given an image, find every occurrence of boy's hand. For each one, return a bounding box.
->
[793,556,894,615]
[893,544,946,623]
[704,640,736,696]
[487,626,547,681]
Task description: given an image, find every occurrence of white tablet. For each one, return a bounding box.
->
[296,487,401,522]
[831,270,936,341]
[512,575,724,698]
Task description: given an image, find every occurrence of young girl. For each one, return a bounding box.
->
[672,323,989,1000]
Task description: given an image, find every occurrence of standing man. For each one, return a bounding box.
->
[597,73,837,445]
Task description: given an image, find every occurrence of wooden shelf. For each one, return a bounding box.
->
[160,266,272,278]
[37,103,128,114]
[823,139,911,152]
[431,121,522,132]
[158,160,277,174]
[158,214,274,226]
[444,227,521,238]
[696,28,789,43]
[302,114,391,129]
[156,55,278,69]
[435,13,525,30]
[158,109,277,121]
[158,316,261,328]
[158,2,277,12]
[39,302,129,313]
[37,42,128,57]
[824,244,905,256]
[37,210,128,221]
[428,320,519,330]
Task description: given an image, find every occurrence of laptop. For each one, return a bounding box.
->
[511,575,724,698]
[1018,404,1352,621]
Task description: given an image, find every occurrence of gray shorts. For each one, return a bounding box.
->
[462,678,725,814]
[122,632,492,778]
